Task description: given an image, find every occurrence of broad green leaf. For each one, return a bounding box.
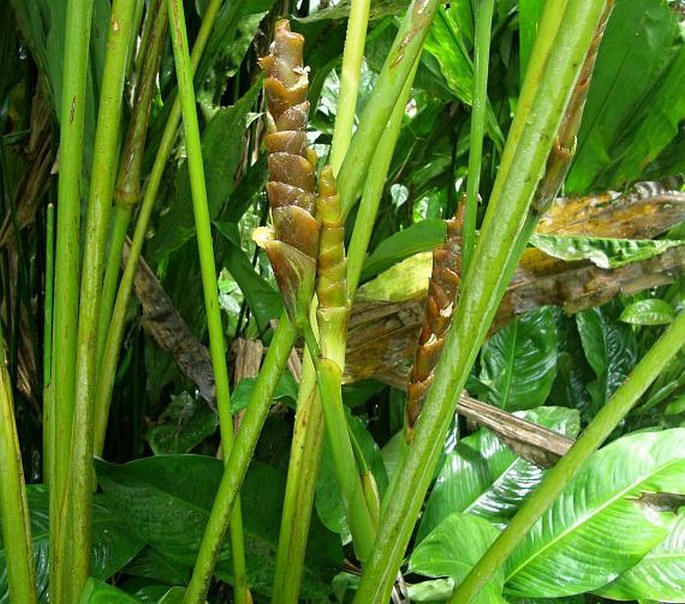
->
[79,578,139,604]
[123,546,190,585]
[409,513,505,604]
[0,485,144,603]
[149,84,260,264]
[146,392,218,455]
[361,219,446,282]
[406,578,455,603]
[567,0,679,192]
[530,234,685,269]
[231,370,298,414]
[505,429,685,597]
[576,306,637,413]
[596,511,685,602]
[156,586,187,604]
[95,456,342,598]
[479,307,558,411]
[418,407,580,541]
[620,298,676,326]
[612,43,685,185]
[357,252,433,302]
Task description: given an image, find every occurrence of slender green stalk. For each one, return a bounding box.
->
[49,0,94,599]
[69,0,138,596]
[462,0,495,274]
[329,0,370,174]
[346,59,418,298]
[271,347,325,604]
[337,0,440,218]
[95,0,224,454]
[165,1,248,601]
[184,314,298,604]
[96,0,167,387]
[0,336,37,604]
[452,308,685,603]
[352,2,607,601]
[42,203,54,483]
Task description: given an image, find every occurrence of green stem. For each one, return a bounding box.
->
[452,308,685,603]
[462,0,495,274]
[42,202,54,483]
[96,0,167,387]
[271,347,325,604]
[69,0,138,596]
[346,59,418,298]
[0,335,37,604]
[165,1,248,601]
[49,0,94,599]
[329,0,370,175]
[94,0,224,457]
[337,0,440,218]
[352,2,606,601]
[184,313,298,604]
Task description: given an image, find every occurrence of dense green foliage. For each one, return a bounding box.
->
[0,0,684,602]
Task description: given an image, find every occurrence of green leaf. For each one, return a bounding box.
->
[361,219,446,282]
[406,578,455,603]
[231,370,298,414]
[519,0,545,80]
[530,233,685,269]
[504,429,685,597]
[612,43,685,185]
[123,546,190,585]
[409,513,505,604]
[95,455,342,598]
[567,0,679,192]
[146,392,218,455]
[79,578,139,604]
[418,407,580,541]
[357,252,433,302]
[576,306,637,413]
[0,485,144,602]
[149,84,260,264]
[214,221,283,333]
[596,511,685,602]
[479,307,558,411]
[620,298,676,326]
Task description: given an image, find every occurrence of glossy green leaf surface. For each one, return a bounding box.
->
[231,370,298,414]
[576,306,637,413]
[530,233,685,270]
[418,407,580,540]
[361,219,446,282]
[146,392,218,455]
[505,429,685,597]
[567,0,680,192]
[596,511,685,602]
[409,513,506,604]
[479,307,558,411]
[0,485,144,602]
[79,578,139,604]
[95,455,342,598]
[619,298,676,326]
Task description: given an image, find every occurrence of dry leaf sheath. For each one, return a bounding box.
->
[257,20,320,328]
[405,207,464,441]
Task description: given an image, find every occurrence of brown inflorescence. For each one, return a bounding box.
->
[405,206,464,442]
[258,20,320,328]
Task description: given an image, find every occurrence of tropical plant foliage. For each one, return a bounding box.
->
[0,0,684,603]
